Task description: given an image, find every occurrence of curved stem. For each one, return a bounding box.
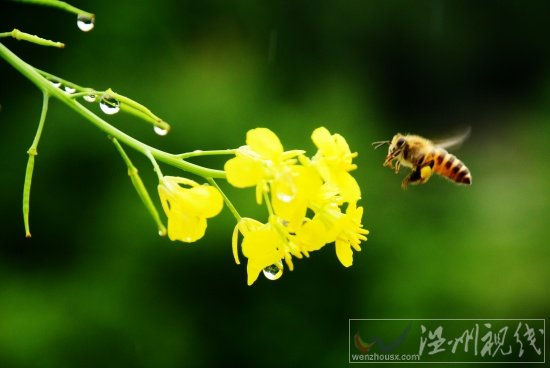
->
[263,191,274,216]
[13,0,94,18]
[177,149,237,159]
[111,137,166,236]
[145,150,164,182]
[23,91,49,237]
[0,29,64,48]
[207,178,241,222]
[0,42,226,179]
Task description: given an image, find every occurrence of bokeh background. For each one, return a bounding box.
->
[1,1,549,367]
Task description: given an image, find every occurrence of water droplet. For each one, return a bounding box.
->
[50,80,61,88]
[274,171,296,203]
[276,191,294,203]
[99,94,120,115]
[83,93,97,103]
[158,229,166,236]
[263,263,283,281]
[77,14,95,32]
[64,86,76,94]
[275,182,296,203]
[154,126,169,136]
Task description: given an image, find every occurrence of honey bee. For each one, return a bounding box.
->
[373,129,472,189]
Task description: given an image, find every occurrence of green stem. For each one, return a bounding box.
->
[36,68,83,90]
[0,42,226,179]
[37,71,172,135]
[110,137,167,236]
[0,29,64,48]
[177,149,237,159]
[207,178,241,222]
[23,91,49,237]
[263,191,274,216]
[68,91,98,99]
[145,150,164,182]
[12,0,94,18]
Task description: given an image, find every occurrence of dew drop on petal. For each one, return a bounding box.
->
[275,181,296,203]
[276,191,294,203]
[263,263,283,281]
[154,126,169,136]
[99,94,120,115]
[83,93,97,103]
[77,14,95,32]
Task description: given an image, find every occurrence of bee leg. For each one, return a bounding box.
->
[394,160,401,174]
[402,161,434,189]
[402,167,421,189]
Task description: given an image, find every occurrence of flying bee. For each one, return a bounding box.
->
[372,129,472,189]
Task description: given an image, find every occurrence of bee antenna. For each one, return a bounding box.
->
[372,140,389,149]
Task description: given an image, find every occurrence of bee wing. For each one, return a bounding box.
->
[433,127,471,150]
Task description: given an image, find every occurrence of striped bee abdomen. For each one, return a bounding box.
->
[432,151,472,185]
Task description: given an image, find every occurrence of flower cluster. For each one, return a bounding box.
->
[5,2,368,287]
[226,127,368,285]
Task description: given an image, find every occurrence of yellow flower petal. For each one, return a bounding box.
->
[195,185,224,218]
[335,238,353,267]
[247,128,283,158]
[293,218,328,252]
[311,127,334,155]
[330,170,361,203]
[240,221,285,285]
[224,155,264,188]
[331,202,368,266]
[271,165,322,230]
[311,127,361,202]
[232,223,241,265]
[166,209,207,242]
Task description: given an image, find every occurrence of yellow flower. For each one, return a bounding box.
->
[225,128,303,204]
[158,176,223,243]
[301,183,368,267]
[232,217,286,285]
[270,163,322,231]
[229,127,369,285]
[292,217,330,253]
[330,202,369,267]
[311,127,361,202]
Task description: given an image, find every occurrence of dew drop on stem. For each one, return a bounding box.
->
[99,94,120,115]
[154,126,169,136]
[77,14,95,32]
[83,94,97,103]
[64,86,76,94]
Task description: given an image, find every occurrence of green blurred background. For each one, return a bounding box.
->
[1,1,549,367]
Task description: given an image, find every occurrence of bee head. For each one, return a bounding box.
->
[389,133,406,154]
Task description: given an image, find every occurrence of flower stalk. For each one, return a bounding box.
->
[2,1,369,286]
[0,43,225,180]
[110,137,167,236]
[22,91,49,238]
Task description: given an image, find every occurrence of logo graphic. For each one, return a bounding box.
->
[354,332,375,353]
[354,322,412,353]
[349,319,546,363]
